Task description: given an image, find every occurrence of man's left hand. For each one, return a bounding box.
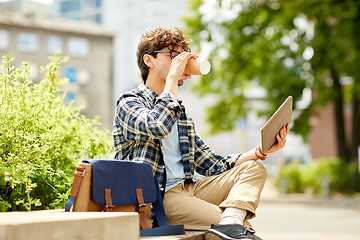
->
[264,123,290,155]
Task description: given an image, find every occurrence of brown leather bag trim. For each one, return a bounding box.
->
[70,166,85,197]
[136,188,150,230]
[104,188,114,212]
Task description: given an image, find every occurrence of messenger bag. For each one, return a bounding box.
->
[65,159,185,237]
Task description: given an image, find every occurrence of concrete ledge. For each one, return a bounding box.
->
[0,210,139,240]
[141,231,204,240]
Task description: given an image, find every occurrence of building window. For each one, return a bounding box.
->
[93,14,102,24]
[63,66,78,83]
[60,0,81,13]
[0,30,10,50]
[65,91,76,104]
[17,32,39,52]
[67,37,89,57]
[47,35,63,54]
[94,0,102,8]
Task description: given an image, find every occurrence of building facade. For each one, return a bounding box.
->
[309,94,355,160]
[52,0,103,24]
[0,13,114,130]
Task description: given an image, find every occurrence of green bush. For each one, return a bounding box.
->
[0,52,113,211]
[275,158,360,196]
[275,161,305,194]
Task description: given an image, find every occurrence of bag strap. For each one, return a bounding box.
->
[151,178,168,226]
[104,189,114,212]
[136,188,150,230]
[140,224,185,237]
[65,166,86,212]
[140,178,185,236]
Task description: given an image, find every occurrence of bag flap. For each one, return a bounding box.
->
[83,159,157,205]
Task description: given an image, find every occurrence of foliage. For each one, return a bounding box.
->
[184,0,360,161]
[275,161,304,194]
[0,52,113,211]
[275,158,360,196]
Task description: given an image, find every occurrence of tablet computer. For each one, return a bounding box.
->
[261,96,293,153]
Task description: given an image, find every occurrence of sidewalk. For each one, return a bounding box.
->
[259,179,360,209]
[251,181,360,240]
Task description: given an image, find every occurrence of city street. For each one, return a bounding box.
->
[251,182,360,240]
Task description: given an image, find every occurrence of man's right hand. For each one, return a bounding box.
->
[164,51,197,97]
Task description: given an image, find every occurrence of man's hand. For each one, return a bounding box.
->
[167,51,197,83]
[263,123,290,155]
[234,124,290,166]
[164,52,197,98]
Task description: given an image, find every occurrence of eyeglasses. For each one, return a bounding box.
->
[148,50,181,60]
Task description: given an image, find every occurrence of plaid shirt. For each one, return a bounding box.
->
[113,84,238,190]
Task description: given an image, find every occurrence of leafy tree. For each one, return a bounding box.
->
[0,52,113,211]
[184,0,360,162]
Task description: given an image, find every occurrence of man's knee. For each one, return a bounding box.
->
[231,161,267,185]
[251,160,267,175]
[237,160,267,176]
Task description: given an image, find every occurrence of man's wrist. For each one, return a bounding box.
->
[255,145,267,160]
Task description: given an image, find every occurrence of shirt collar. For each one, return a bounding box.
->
[137,84,159,103]
[137,83,183,105]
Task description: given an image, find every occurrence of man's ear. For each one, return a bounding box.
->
[143,54,155,68]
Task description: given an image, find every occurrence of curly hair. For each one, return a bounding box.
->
[136,27,191,83]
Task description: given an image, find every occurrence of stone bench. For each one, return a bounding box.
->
[0,210,139,240]
[0,210,204,240]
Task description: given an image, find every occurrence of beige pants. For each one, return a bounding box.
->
[163,160,267,230]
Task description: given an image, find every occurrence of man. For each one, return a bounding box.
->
[113,27,290,240]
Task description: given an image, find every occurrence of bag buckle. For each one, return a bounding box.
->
[102,204,114,212]
[74,167,85,176]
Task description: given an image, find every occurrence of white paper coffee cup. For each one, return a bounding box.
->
[184,58,211,75]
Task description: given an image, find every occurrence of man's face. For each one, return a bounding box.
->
[153,46,186,86]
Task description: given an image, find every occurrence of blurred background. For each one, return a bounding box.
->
[0,0,359,234]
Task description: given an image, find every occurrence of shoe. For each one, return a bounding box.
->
[204,224,262,240]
